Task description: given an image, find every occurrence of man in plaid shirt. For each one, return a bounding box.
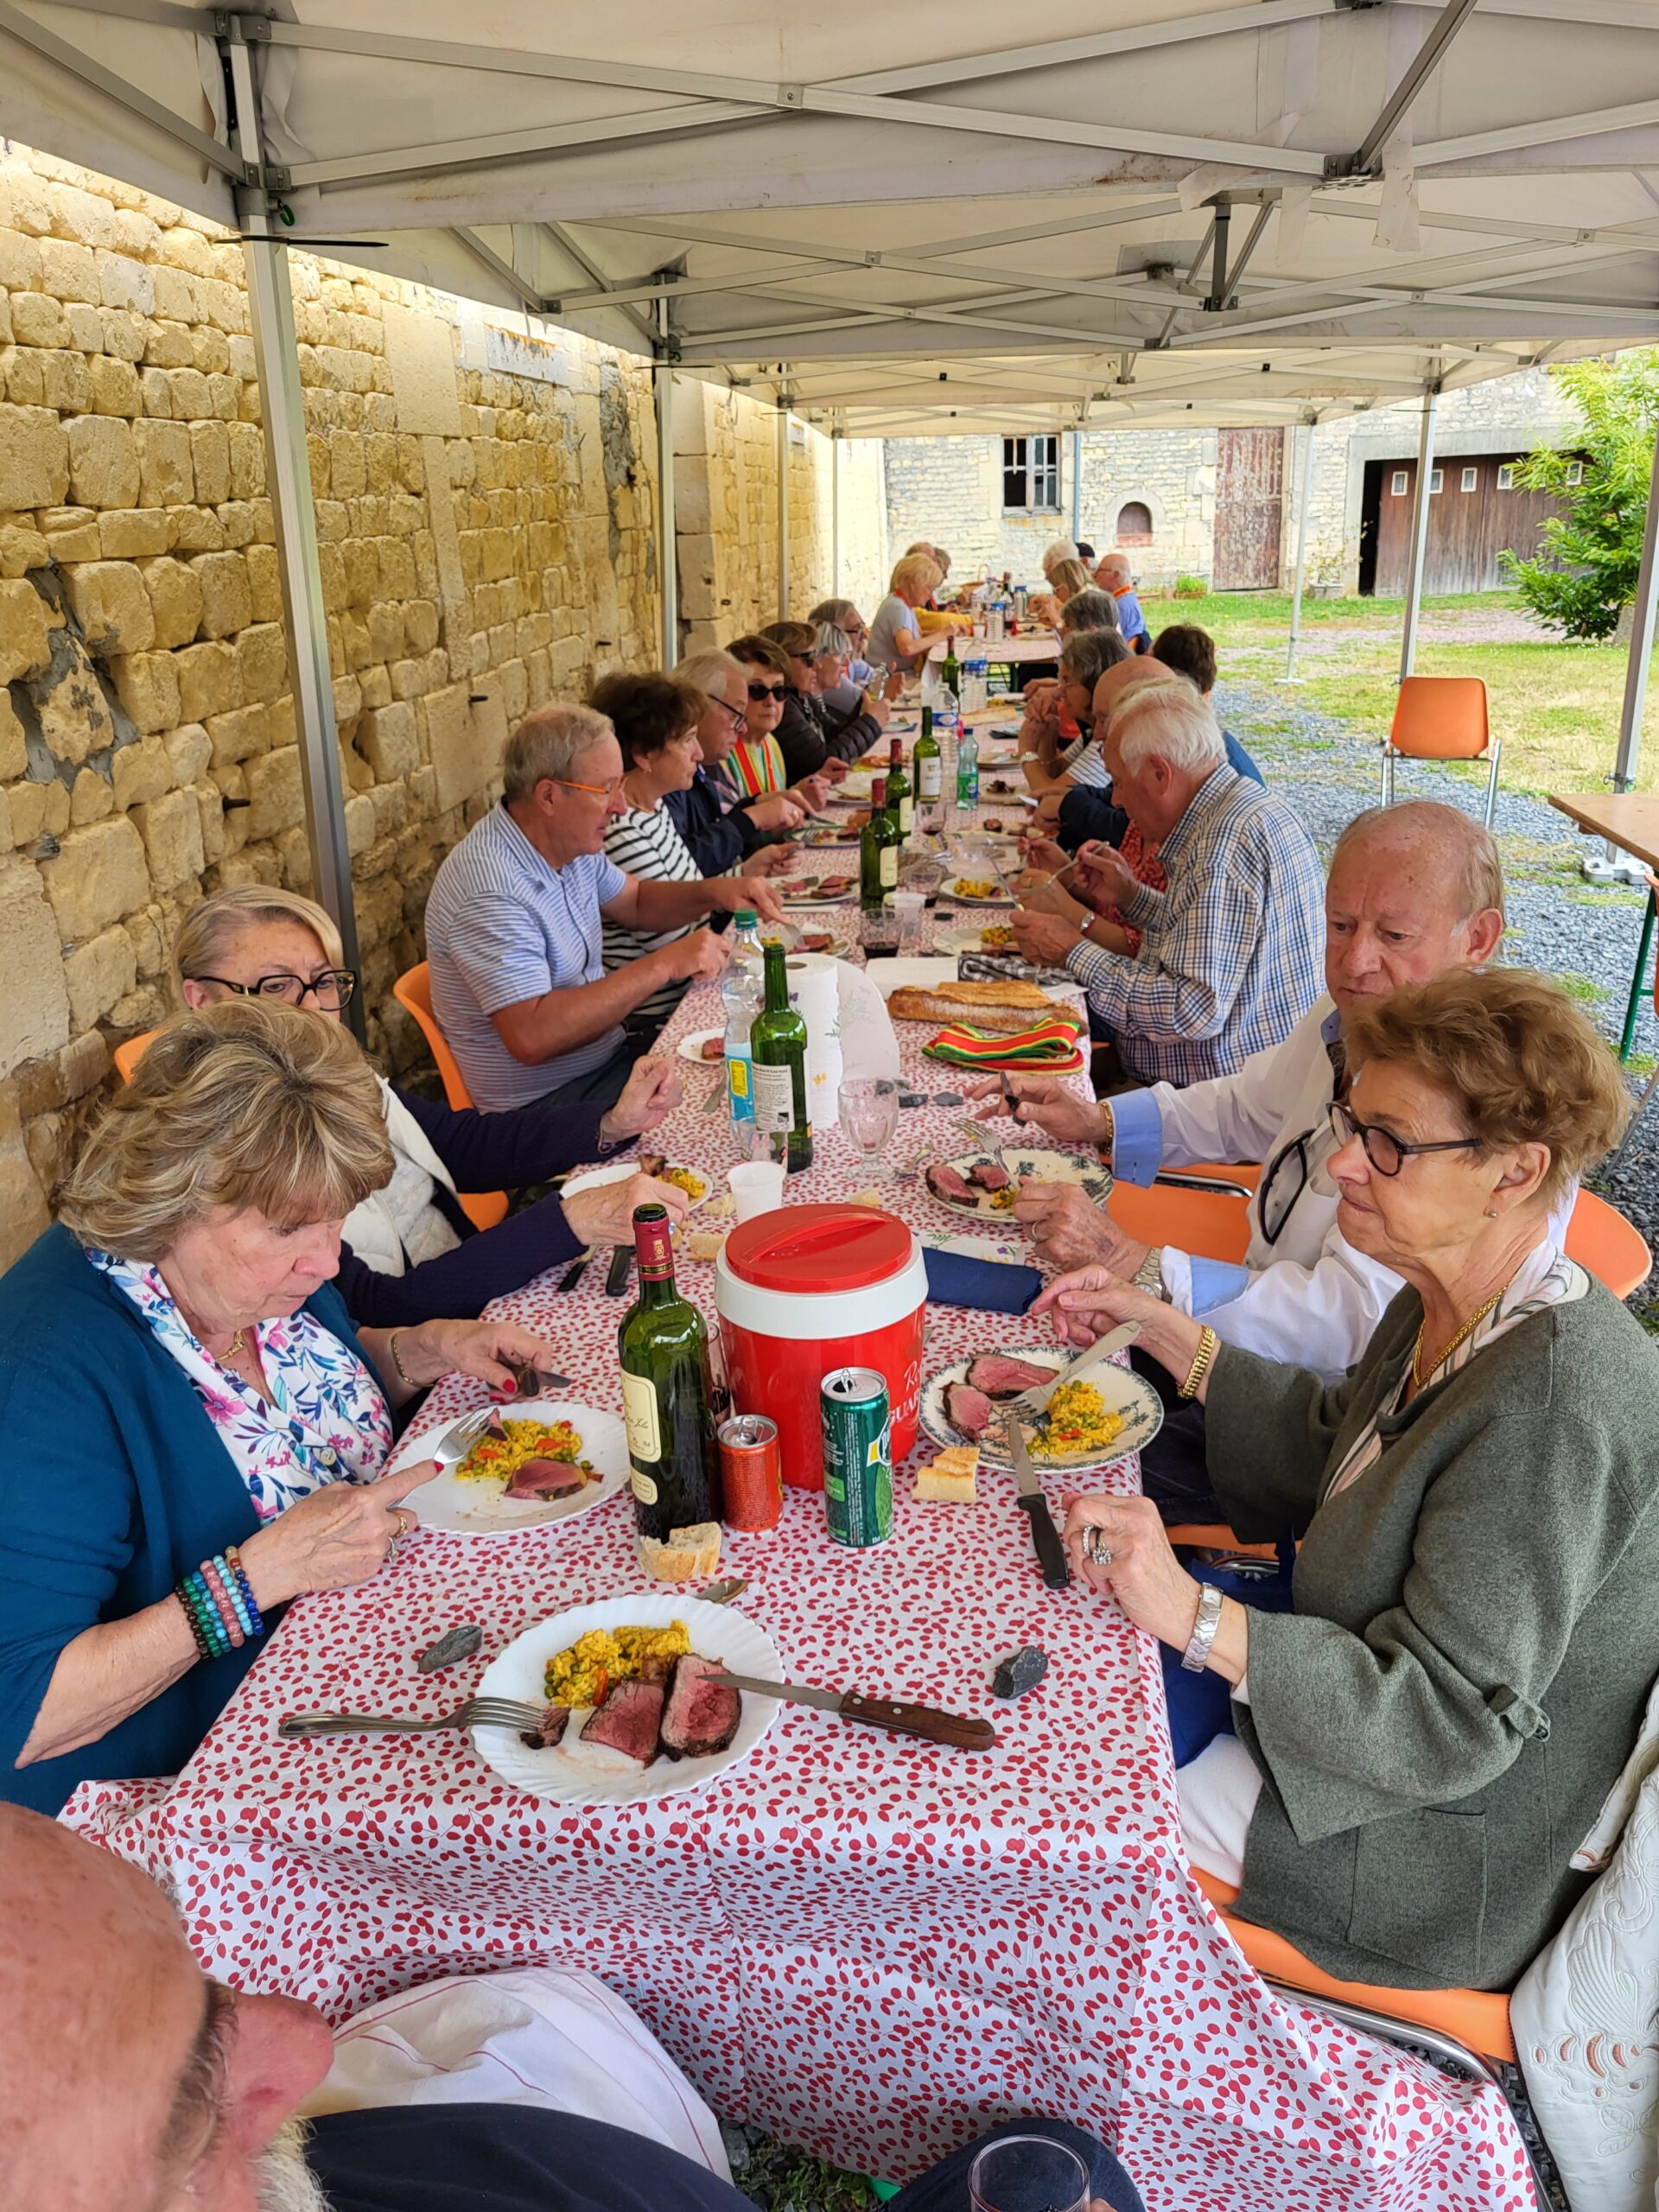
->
[1012,677,1324,1085]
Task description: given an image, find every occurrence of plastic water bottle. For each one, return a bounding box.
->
[722,910,765,1144]
[963,655,989,715]
[956,722,980,810]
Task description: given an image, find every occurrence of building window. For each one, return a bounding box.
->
[1429,468,1444,494]
[1461,466,1478,492]
[1390,470,1408,495]
[1002,435,1060,513]
[1497,463,1516,490]
[1566,459,1584,486]
[1116,499,1154,543]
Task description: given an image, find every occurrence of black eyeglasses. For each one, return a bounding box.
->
[191,968,359,1011]
[747,681,786,702]
[1328,1098,1483,1179]
[710,696,748,731]
[1258,1126,1314,1244]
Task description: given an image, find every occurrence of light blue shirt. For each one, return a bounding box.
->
[424,802,628,1110]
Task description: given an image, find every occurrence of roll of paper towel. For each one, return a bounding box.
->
[784,952,843,1134]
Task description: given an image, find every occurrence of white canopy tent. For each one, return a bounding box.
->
[4,0,1659,957]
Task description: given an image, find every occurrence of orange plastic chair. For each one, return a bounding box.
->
[391,963,508,1233]
[112,1027,159,1084]
[1564,1185,1650,1298]
[1107,1161,1260,1264]
[1381,675,1500,828]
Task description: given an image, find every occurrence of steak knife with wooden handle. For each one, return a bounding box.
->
[710,1671,995,1750]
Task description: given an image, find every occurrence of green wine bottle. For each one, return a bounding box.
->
[618,1203,721,1561]
[885,738,912,838]
[940,640,961,699]
[749,938,813,1173]
[913,703,941,805]
[861,774,899,914]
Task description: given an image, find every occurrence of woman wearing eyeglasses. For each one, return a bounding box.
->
[1030,969,1659,1994]
[175,885,687,1329]
[722,636,823,804]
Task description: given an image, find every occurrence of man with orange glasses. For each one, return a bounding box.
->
[425,704,783,1112]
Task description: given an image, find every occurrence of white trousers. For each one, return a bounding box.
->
[1177,1732,1264,1888]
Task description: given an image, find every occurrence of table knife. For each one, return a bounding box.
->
[1011,1319,1141,1415]
[555,1247,595,1294]
[604,1245,632,1296]
[1002,1412,1071,1590]
[710,1671,996,1750]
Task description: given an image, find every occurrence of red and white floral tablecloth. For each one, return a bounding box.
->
[66,806,1537,2212]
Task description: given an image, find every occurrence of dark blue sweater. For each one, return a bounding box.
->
[0,1225,375,1815]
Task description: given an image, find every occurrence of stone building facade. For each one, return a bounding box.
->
[882,371,1583,595]
[0,146,865,1268]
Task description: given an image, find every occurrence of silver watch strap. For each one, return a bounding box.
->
[1180,1581,1225,1673]
[1133,1246,1168,1301]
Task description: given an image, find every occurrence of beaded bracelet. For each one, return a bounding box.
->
[199,1558,245,1649]
[223,1545,264,1639]
[175,1549,267,1661]
[175,1569,231,1661]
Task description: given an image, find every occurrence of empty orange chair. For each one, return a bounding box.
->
[1381,674,1500,827]
[390,963,507,1233]
[112,1027,160,1084]
[1107,1161,1259,1264]
[1564,1185,1650,1298]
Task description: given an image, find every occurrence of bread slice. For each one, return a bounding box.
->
[914,1446,979,1503]
[638,1522,721,1582]
[887,981,1062,1033]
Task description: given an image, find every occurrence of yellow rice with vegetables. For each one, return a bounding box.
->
[455,1417,593,1486]
[1033,1382,1125,1463]
[953,878,998,900]
[543,1622,691,1707]
[660,1166,707,1202]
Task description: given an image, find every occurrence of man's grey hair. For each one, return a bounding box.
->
[809,598,861,632]
[1041,537,1080,576]
[1332,800,1507,927]
[1059,626,1130,692]
[1059,588,1120,638]
[1112,679,1226,776]
[503,702,613,802]
[673,648,745,700]
[813,622,853,658]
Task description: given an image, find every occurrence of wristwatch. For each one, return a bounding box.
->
[1181,1581,1225,1674]
[1132,1246,1169,1301]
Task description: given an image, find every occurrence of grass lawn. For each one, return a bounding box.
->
[1141,587,1659,798]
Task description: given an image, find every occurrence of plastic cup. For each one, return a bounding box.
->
[968,2135,1090,2212]
[889,889,926,950]
[728,1160,786,1222]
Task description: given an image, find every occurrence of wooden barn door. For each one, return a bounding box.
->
[1213,429,1285,589]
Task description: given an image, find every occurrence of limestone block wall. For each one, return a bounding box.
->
[0,144,659,1263]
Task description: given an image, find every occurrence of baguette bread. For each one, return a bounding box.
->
[887,978,1064,1033]
[638,1522,721,1582]
[914,1446,979,1503]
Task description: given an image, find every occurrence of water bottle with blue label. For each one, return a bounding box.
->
[721,911,765,1147]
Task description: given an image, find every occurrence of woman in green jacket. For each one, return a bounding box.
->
[1038,967,1657,1993]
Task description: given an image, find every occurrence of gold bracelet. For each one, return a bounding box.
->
[387,1328,415,1389]
[1177,1324,1220,1402]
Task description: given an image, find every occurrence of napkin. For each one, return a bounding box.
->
[923,1244,1042,1315]
[924,1012,1086,1073]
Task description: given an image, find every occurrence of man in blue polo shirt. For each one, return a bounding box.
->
[425,703,783,1111]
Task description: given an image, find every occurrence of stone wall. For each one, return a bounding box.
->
[0,144,661,1265]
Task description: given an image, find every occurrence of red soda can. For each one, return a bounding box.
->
[718,1414,783,1532]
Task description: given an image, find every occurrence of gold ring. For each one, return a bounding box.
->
[393,1508,412,1540]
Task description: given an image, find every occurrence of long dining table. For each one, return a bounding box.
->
[66,716,1537,2212]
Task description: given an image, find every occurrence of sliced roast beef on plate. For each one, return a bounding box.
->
[576,1678,664,1769]
[964,1355,1056,1399]
[519,1705,570,1751]
[659,1654,742,1759]
[925,1162,974,1205]
[967,1160,1011,1193]
[943,1382,995,1441]
[504,1456,587,1501]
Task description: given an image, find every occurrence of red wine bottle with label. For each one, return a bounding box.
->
[618,1203,721,1555]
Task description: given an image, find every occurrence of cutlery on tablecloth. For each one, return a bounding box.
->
[1001,1410,1071,1592]
[1007,1320,1141,1415]
[278,1696,546,1739]
[702,1576,750,1605]
[709,1671,996,1751]
[604,1246,632,1296]
[702,1077,728,1115]
[556,1248,595,1294]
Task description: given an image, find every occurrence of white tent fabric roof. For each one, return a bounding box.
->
[3,0,1659,429]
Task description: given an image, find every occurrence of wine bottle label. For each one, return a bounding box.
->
[898,796,913,834]
[630,1468,659,1506]
[752,1059,796,1134]
[918,760,942,798]
[620,1370,663,1463]
[879,846,898,889]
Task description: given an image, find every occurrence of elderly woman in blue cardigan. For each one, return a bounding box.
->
[0,1000,557,1816]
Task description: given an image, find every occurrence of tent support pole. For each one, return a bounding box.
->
[1397,388,1439,683]
[1285,419,1316,683]
[778,399,791,617]
[1611,426,1659,792]
[654,302,677,666]
[831,429,842,596]
[1071,427,1084,544]
[225,26,362,1036]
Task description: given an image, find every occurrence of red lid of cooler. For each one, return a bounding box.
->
[723,1204,912,1294]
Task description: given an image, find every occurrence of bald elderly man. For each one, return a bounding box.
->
[3,1805,1144,2212]
[973,801,1569,1514]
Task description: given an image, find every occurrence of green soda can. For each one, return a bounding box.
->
[821,1366,893,1548]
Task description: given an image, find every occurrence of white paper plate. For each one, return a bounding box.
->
[472,1593,784,1806]
[780,875,857,906]
[677,1027,728,1067]
[934,922,1021,955]
[390,1398,630,1537]
[563,1158,712,1211]
[944,880,1016,907]
[924,1145,1109,1221]
[919,1350,1161,1476]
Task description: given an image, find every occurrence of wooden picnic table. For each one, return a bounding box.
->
[1548,792,1659,1058]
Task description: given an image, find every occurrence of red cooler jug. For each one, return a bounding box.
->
[715,1205,929,1491]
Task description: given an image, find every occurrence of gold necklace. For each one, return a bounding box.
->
[1411,1285,1507,1390]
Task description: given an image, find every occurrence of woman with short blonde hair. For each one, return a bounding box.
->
[867,554,944,674]
[0,997,566,1815]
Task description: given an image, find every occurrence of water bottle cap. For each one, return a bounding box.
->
[735,909,757,927]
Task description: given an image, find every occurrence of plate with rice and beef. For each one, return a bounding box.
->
[387,1399,631,1537]
[923,1147,1107,1221]
[918,1350,1162,1476]
[471,1594,784,1805]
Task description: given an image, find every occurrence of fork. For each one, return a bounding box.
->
[953,1117,1016,1185]
[278,1696,548,1739]
[425,1406,493,1467]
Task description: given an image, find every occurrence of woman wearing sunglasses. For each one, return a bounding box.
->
[175,885,688,1328]
[721,636,835,810]
[1033,968,1659,1997]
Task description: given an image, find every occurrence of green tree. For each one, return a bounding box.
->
[1501,348,1659,640]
